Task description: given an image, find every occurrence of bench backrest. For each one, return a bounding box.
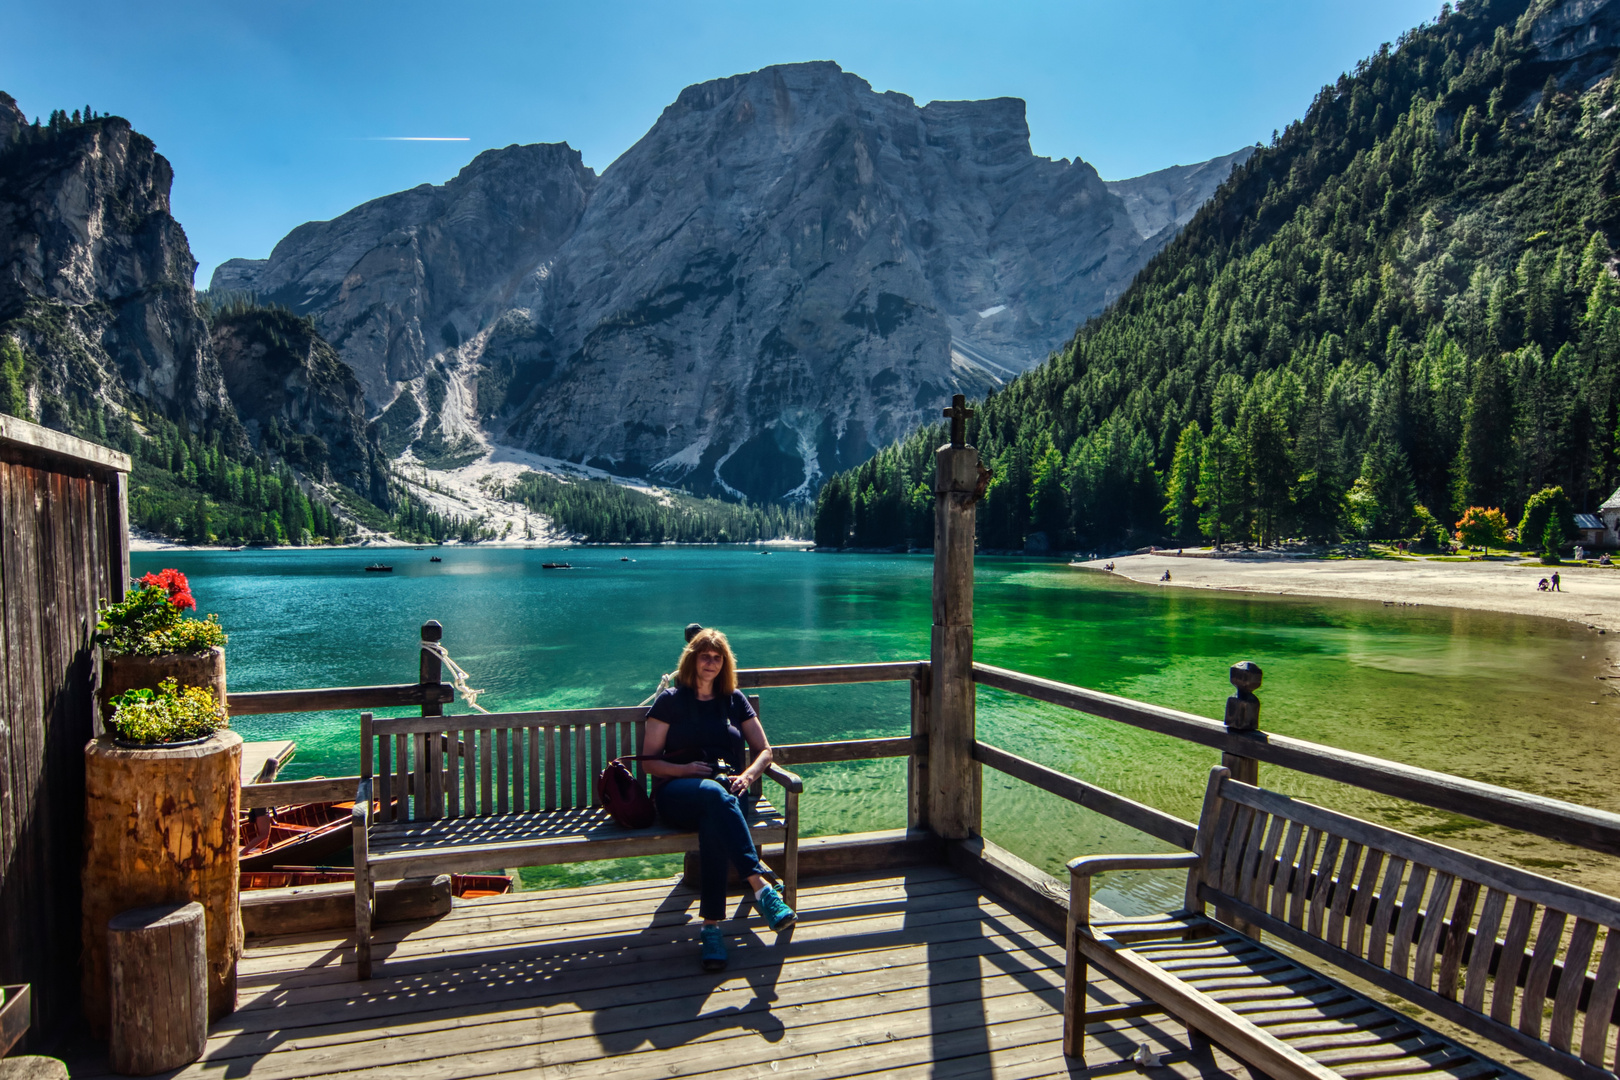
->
[1190,766,1620,1080]
[360,697,762,824]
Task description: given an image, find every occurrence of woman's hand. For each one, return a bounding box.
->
[727,773,752,796]
[683,761,716,779]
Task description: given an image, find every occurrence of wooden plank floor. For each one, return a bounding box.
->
[67,868,1265,1080]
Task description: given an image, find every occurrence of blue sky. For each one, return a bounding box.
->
[6,1,1440,285]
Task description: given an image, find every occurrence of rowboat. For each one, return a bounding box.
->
[364,564,393,572]
[239,801,353,872]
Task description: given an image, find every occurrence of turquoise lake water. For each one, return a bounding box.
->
[135,546,1620,912]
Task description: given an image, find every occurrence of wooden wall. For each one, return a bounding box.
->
[0,415,129,1044]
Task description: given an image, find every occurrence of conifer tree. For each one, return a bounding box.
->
[1161,423,1203,542]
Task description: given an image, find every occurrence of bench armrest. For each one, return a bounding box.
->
[763,763,804,794]
[1067,852,1199,879]
[354,778,373,830]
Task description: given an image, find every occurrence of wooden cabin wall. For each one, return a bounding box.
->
[0,421,129,1044]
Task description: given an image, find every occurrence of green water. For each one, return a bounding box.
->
[137,547,1620,913]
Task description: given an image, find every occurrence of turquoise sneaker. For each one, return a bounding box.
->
[699,924,727,971]
[756,885,797,931]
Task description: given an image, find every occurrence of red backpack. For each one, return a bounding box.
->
[597,759,656,829]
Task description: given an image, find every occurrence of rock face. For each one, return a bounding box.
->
[209,306,389,502]
[216,63,1249,501]
[0,93,241,439]
[1105,147,1256,241]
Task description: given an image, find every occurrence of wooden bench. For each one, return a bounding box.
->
[1066,765,1620,1080]
[352,698,802,979]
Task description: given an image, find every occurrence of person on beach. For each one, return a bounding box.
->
[1553,571,1562,591]
[642,628,796,971]
[1160,570,1172,582]
[1538,578,1550,591]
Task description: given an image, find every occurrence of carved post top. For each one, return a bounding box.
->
[1229,661,1262,694]
[943,394,974,449]
[421,620,443,643]
[1224,661,1262,732]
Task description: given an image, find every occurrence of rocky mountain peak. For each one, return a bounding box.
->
[213,63,1251,502]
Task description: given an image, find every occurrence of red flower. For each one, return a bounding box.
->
[139,569,196,610]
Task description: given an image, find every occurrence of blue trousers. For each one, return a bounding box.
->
[655,778,768,920]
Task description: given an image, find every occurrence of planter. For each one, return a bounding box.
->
[99,647,227,727]
[81,731,243,1040]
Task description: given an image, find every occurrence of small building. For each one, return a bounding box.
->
[1574,512,1607,548]
[1600,486,1620,547]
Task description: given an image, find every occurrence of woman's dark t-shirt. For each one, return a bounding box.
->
[645,685,754,791]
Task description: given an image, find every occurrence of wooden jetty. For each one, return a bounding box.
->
[14,403,1620,1079]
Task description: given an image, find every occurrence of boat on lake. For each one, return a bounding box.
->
[364,563,393,572]
[239,801,354,871]
[542,562,571,569]
[430,556,442,562]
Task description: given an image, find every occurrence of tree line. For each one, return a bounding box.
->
[501,472,810,544]
[816,0,1620,552]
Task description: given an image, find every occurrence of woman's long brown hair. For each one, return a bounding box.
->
[674,628,738,696]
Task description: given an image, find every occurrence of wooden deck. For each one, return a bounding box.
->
[67,867,1272,1079]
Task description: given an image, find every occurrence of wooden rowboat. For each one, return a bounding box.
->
[238,801,353,872]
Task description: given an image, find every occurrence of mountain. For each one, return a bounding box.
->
[1104,147,1256,241]
[814,0,1620,552]
[0,92,241,440]
[0,98,391,541]
[215,63,1249,502]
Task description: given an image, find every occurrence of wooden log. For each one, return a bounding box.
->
[99,647,227,726]
[81,732,242,1039]
[930,423,982,841]
[107,902,206,1076]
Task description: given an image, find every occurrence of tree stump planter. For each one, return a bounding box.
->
[98,647,227,727]
[81,731,243,1040]
[108,902,207,1075]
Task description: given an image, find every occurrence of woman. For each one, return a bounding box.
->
[642,628,796,971]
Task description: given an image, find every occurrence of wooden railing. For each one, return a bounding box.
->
[240,653,930,808]
[971,661,1620,860]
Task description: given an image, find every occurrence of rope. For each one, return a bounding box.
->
[638,672,674,708]
[420,641,490,714]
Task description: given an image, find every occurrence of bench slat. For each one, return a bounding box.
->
[1348,848,1386,959]
[1311,835,1344,940]
[1329,842,1364,950]
[396,733,409,820]
[1253,815,1288,913]
[1522,910,1571,1039]
[1465,889,1509,1012]
[1552,919,1599,1052]
[1414,873,1456,990]
[1492,898,1537,1025]
[1370,856,1408,970]
[529,723,541,809]
[1275,821,1306,922]
[1438,879,1480,1000]
[378,733,393,822]
[1580,931,1620,1065]
[1292,829,1323,930]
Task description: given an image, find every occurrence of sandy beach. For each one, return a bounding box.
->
[1075,552,1620,634]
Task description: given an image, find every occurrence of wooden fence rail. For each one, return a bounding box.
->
[972,741,1197,850]
[228,683,455,716]
[972,661,1620,859]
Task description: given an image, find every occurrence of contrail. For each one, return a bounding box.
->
[363,137,470,142]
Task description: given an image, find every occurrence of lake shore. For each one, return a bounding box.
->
[1073,552,1620,635]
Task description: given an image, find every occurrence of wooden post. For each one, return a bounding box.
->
[108,902,207,1075]
[930,395,987,840]
[81,732,242,1039]
[1219,664,1261,936]
[419,621,442,821]
[908,668,931,832]
[1221,662,1262,785]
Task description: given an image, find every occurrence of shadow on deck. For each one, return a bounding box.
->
[68,867,1257,1080]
